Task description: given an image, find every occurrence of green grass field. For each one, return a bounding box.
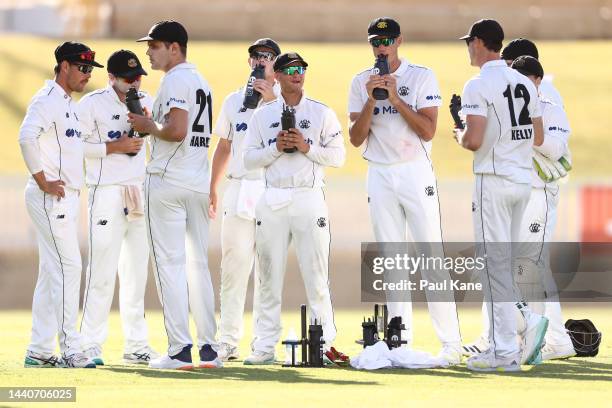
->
[1,35,611,179]
[0,307,610,407]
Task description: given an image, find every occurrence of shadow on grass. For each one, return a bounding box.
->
[103,358,612,382]
[362,358,612,381]
[104,365,379,385]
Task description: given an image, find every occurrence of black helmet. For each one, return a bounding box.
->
[565,319,602,357]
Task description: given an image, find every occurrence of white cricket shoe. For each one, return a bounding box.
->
[83,346,104,366]
[62,352,97,368]
[24,350,62,368]
[123,347,159,365]
[520,312,549,365]
[438,345,462,365]
[216,343,239,361]
[541,343,576,361]
[462,336,490,357]
[149,354,193,370]
[243,351,275,365]
[466,350,521,372]
[198,344,223,368]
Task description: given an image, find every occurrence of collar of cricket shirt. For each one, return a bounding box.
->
[47,79,71,102]
[481,59,507,70]
[279,89,307,111]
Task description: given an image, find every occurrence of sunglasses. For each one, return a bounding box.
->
[281,66,306,75]
[72,63,94,74]
[369,37,396,47]
[250,51,276,61]
[121,75,142,84]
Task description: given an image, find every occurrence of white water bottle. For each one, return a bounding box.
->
[284,328,298,365]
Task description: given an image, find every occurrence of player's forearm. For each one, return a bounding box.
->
[392,99,436,141]
[150,121,187,142]
[244,144,282,170]
[532,116,544,147]
[305,144,346,168]
[349,100,375,147]
[210,141,231,192]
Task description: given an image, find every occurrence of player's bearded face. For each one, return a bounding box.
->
[67,63,90,92]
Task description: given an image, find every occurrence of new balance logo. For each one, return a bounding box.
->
[56,214,65,219]
[270,122,280,128]
[112,114,120,120]
[97,219,108,225]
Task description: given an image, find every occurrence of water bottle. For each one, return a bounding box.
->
[284,328,298,365]
[372,54,390,100]
[243,64,265,109]
[281,105,297,153]
[125,87,148,157]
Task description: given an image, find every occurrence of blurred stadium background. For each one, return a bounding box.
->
[0,0,611,310]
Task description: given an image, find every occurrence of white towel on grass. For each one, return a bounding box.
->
[350,341,450,370]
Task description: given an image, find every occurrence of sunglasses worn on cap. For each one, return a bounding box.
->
[369,37,395,47]
[72,63,94,74]
[281,66,306,75]
[250,51,276,61]
[121,75,142,84]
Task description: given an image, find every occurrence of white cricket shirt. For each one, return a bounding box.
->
[348,58,442,164]
[461,60,542,184]
[148,62,212,193]
[243,92,345,188]
[79,85,153,186]
[213,83,280,180]
[532,98,571,189]
[18,80,84,190]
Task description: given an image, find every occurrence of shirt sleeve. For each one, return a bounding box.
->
[461,78,488,117]
[243,111,282,170]
[160,76,191,117]
[18,96,52,174]
[213,94,233,140]
[535,103,571,160]
[305,107,346,168]
[348,75,366,114]
[415,69,443,110]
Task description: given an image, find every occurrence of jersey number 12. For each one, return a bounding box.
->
[503,84,531,127]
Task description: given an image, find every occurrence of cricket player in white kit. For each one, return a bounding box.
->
[19,42,104,368]
[130,20,221,370]
[348,17,462,363]
[243,52,348,365]
[454,19,546,372]
[465,42,576,362]
[78,50,157,366]
[209,38,281,361]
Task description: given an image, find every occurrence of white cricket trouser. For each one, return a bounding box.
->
[25,182,83,357]
[480,184,571,346]
[145,174,216,356]
[252,188,336,353]
[218,178,260,347]
[473,174,531,359]
[367,160,461,348]
[80,184,150,354]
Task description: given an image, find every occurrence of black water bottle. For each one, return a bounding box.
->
[281,105,297,153]
[125,87,148,156]
[372,54,390,100]
[308,319,324,367]
[243,64,265,109]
